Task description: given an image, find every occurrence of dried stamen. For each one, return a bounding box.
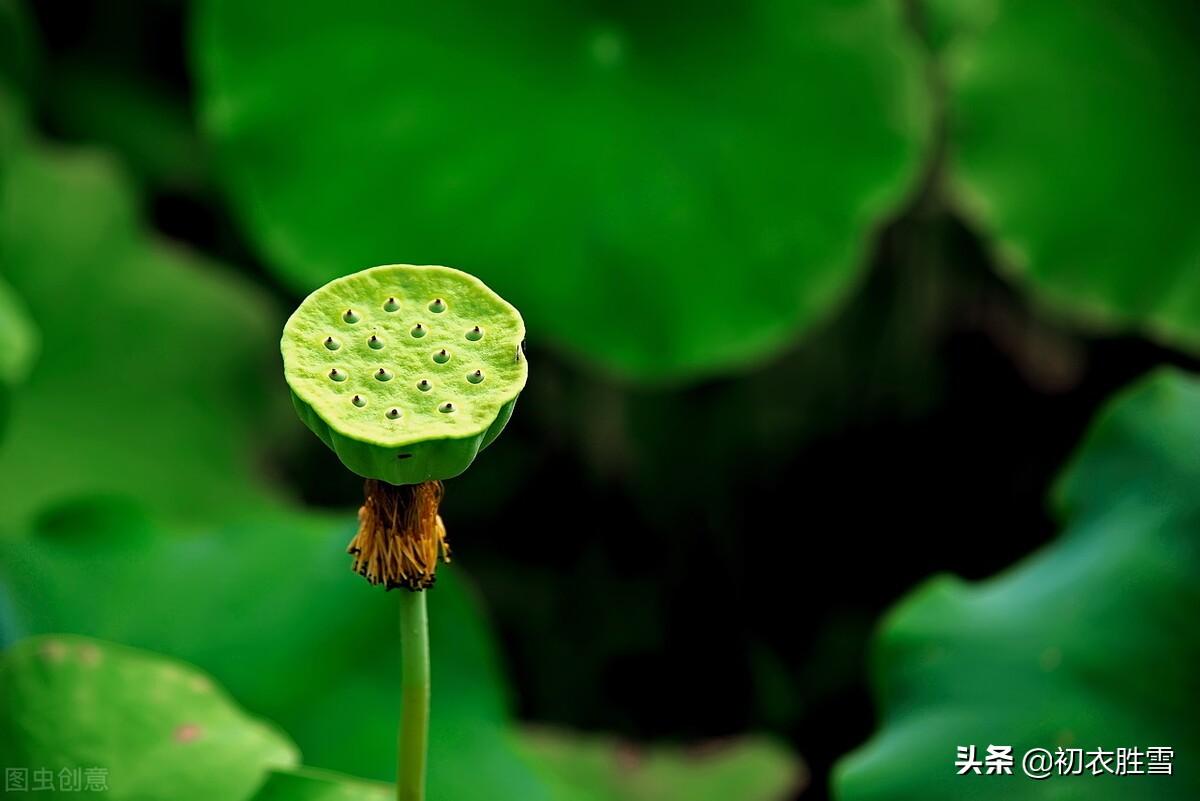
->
[346,480,450,591]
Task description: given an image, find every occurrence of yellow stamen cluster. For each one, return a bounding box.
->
[348,479,450,590]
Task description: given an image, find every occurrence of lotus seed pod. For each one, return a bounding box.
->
[282,264,527,484]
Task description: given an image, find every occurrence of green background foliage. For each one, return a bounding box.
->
[834,369,1200,799]
[0,115,291,525]
[518,728,802,801]
[194,0,933,380]
[251,768,392,801]
[1,0,1198,799]
[0,635,298,801]
[937,0,1200,350]
[0,501,553,798]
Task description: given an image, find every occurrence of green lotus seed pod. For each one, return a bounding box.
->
[282,264,527,484]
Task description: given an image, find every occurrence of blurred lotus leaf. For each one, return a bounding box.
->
[0,274,37,438]
[0,499,551,801]
[0,275,36,384]
[834,367,1200,799]
[0,634,298,801]
[0,0,35,108]
[44,63,207,192]
[517,727,803,801]
[250,768,392,801]
[938,0,1200,349]
[0,113,291,525]
[195,0,932,380]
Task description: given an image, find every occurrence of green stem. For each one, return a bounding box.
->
[398,590,430,801]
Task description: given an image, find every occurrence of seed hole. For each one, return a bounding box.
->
[343,309,360,324]
[386,408,401,419]
[467,370,484,384]
[375,368,392,382]
[411,324,426,338]
[368,335,383,350]
[465,326,483,341]
[439,402,455,413]
[352,395,366,407]
[329,368,346,382]
[324,336,340,350]
[417,379,432,392]
[383,297,400,312]
[433,349,450,364]
[429,298,447,313]
[396,453,413,460]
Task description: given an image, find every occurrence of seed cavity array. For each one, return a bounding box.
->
[312,294,496,422]
[282,264,527,484]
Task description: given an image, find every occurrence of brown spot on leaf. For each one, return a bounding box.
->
[174,724,204,744]
[39,640,67,663]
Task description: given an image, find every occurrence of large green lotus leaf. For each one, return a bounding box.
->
[194,0,931,380]
[834,367,1200,800]
[938,1,1200,350]
[0,500,550,800]
[250,768,391,801]
[516,727,803,801]
[0,634,298,801]
[0,126,292,525]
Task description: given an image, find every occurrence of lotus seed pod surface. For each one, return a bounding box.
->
[282,265,527,484]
